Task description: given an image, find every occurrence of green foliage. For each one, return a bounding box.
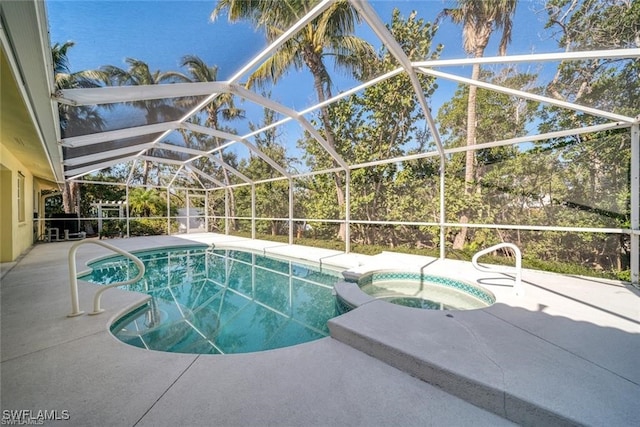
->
[438,68,541,237]
[234,104,296,236]
[58,2,637,282]
[98,218,175,237]
[128,188,169,217]
[129,219,168,236]
[99,220,126,238]
[228,232,628,281]
[78,178,127,218]
[300,9,443,246]
[543,0,639,121]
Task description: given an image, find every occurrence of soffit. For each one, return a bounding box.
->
[0,50,57,182]
[0,0,63,183]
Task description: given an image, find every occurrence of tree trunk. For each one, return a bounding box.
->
[142,160,150,186]
[452,60,481,250]
[210,108,236,231]
[62,181,79,213]
[225,176,236,231]
[220,187,236,232]
[452,215,469,249]
[215,143,235,231]
[305,49,347,241]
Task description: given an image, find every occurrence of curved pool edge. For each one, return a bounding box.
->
[102,291,339,358]
[77,242,210,280]
[87,244,346,355]
[334,280,375,311]
[335,267,496,312]
[75,243,203,349]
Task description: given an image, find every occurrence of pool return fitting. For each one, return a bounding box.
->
[67,240,145,317]
[472,242,523,296]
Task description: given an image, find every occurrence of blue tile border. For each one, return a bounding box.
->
[357,271,496,306]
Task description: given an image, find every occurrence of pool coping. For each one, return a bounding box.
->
[327,253,640,426]
[104,235,639,426]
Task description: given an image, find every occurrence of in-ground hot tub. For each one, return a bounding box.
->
[335,270,495,312]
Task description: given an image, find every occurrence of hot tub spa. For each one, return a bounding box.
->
[335,271,495,312]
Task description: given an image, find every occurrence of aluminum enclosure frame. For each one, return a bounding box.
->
[9,0,638,285]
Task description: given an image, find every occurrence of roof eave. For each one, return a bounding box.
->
[1,0,64,183]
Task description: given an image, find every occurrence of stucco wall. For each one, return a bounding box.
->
[0,144,35,261]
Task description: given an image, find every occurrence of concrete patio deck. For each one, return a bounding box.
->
[1,233,638,426]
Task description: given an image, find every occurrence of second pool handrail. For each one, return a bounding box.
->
[472,242,523,296]
[68,240,145,317]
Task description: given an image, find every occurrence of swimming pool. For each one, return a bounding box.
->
[80,246,343,354]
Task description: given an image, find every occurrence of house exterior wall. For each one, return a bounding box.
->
[0,143,36,262]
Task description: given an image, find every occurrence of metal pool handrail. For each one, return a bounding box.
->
[472,242,523,296]
[67,240,146,317]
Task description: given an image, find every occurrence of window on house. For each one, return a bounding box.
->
[17,172,25,222]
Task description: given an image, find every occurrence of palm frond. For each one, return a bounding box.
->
[100,64,133,85]
[181,55,219,82]
[211,0,267,23]
[328,34,375,76]
[437,8,464,26]
[159,70,191,84]
[441,0,516,56]
[247,39,303,88]
[320,0,358,37]
[51,41,74,75]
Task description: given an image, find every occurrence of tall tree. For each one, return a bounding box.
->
[438,69,540,249]
[101,58,189,185]
[545,0,639,106]
[539,0,639,273]
[128,187,165,217]
[212,0,374,240]
[311,9,441,245]
[52,41,105,213]
[180,55,244,230]
[439,0,517,249]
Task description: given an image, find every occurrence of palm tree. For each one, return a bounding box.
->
[53,42,106,136]
[211,0,374,241]
[180,55,244,230]
[52,41,105,213]
[128,187,164,217]
[101,58,189,185]
[440,0,517,249]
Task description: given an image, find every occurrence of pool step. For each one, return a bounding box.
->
[328,300,637,427]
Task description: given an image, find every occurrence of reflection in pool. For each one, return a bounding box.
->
[80,246,342,354]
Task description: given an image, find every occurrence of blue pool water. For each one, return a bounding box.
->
[80,246,343,354]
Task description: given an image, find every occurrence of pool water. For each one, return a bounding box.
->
[80,246,343,354]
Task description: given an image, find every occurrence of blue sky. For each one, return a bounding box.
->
[47,1,555,74]
[47,1,261,79]
[46,0,558,164]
